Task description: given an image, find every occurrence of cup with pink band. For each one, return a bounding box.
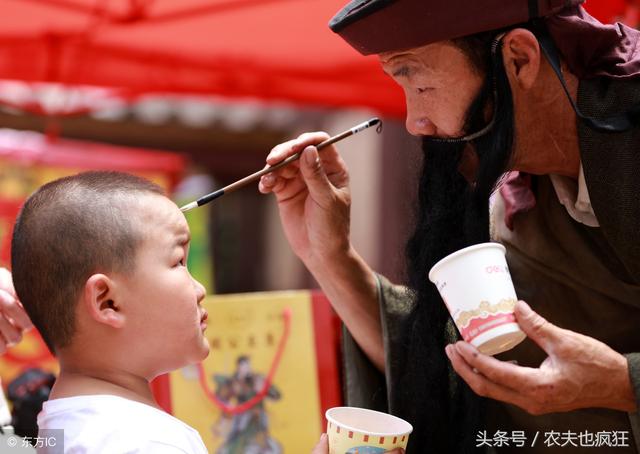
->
[429,242,526,356]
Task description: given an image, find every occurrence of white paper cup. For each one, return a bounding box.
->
[428,243,526,356]
[326,407,412,454]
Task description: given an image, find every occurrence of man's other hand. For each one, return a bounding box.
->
[445,300,637,414]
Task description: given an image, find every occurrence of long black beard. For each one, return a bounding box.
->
[400,47,515,453]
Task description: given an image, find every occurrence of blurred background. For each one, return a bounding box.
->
[0,0,417,293]
[0,0,636,452]
[0,0,636,294]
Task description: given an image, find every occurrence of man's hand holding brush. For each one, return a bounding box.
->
[259,130,386,372]
[259,131,351,269]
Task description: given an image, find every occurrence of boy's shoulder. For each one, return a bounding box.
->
[38,395,207,454]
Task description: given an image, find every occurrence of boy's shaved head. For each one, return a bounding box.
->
[11,171,164,353]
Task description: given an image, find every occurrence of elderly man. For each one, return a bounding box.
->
[261,0,640,452]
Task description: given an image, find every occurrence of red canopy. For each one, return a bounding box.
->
[0,0,405,116]
[0,0,632,117]
[586,0,639,26]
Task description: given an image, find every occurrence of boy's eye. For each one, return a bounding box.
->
[175,257,186,267]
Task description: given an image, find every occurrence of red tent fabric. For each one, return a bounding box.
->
[0,0,631,118]
[0,0,405,116]
[586,0,639,27]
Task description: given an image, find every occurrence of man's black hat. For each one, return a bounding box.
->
[329,0,585,55]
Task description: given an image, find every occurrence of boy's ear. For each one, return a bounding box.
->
[501,28,541,91]
[82,274,124,329]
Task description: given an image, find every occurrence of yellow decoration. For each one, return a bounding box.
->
[169,291,323,453]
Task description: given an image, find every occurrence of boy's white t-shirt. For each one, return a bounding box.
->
[37,395,208,454]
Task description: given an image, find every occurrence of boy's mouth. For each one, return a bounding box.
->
[200,310,208,330]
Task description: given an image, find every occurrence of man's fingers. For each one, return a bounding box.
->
[269,176,290,195]
[264,133,348,198]
[323,157,350,191]
[267,138,302,165]
[445,344,532,409]
[263,161,300,181]
[299,147,335,207]
[452,342,538,391]
[0,289,33,331]
[261,173,307,204]
[515,301,563,354]
[275,162,301,179]
[267,132,330,165]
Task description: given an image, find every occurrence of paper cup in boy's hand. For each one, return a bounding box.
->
[429,242,526,356]
[326,407,412,454]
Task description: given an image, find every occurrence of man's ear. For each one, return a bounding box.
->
[82,274,124,329]
[501,28,541,91]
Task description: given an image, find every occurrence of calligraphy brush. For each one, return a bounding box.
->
[180,117,381,212]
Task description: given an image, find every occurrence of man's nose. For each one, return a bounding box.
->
[405,116,437,136]
[405,98,436,136]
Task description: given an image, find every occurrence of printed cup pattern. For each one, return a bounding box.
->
[455,298,517,342]
[326,407,412,454]
[429,243,525,353]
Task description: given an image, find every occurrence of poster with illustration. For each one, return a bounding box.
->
[160,291,341,453]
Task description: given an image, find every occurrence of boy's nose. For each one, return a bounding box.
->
[192,278,206,303]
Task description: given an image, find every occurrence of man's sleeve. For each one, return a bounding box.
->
[625,353,640,452]
[341,273,415,412]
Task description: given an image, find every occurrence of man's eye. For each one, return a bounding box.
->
[416,87,432,94]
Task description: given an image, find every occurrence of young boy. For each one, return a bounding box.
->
[11,171,210,453]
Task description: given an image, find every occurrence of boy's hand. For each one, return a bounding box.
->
[311,434,406,454]
[0,268,33,352]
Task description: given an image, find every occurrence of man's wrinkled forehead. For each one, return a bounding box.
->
[379,42,465,79]
[378,40,460,64]
[379,45,427,66]
[329,0,584,56]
